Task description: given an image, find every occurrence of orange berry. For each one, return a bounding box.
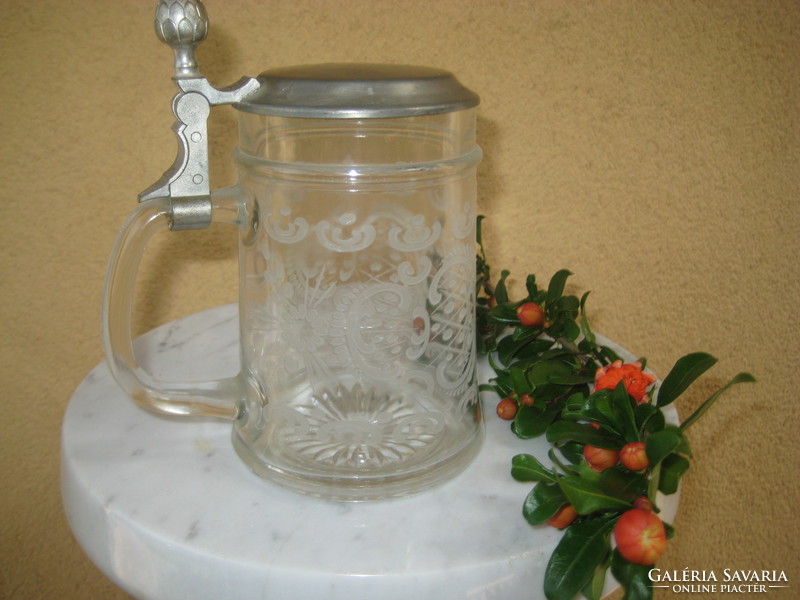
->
[619,441,650,471]
[593,360,657,405]
[519,393,535,407]
[547,504,578,529]
[583,445,619,472]
[496,397,518,420]
[516,302,545,327]
[614,508,667,565]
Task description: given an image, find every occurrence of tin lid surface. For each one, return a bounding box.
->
[235,63,479,118]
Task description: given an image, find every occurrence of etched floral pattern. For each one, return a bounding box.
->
[242,197,477,469]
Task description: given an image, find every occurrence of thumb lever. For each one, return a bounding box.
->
[139,0,259,230]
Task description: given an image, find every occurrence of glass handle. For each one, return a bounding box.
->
[102,196,243,419]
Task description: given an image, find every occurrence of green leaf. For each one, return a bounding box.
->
[580,391,624,435]
[509,338,557,362]
[495,269,511,305]
[510,366,532,394]
[561,392,588,420]
[497,329,548,365]
[582,553,611,600]
[571,462,604,484]
[511,453,557,482]
[558,476,633,514]
[680,372,756,431]
[645,427,684,467]
[664,521,676,539]
[656,352,718,407]
[527,360,572,388]
[488,302,519,324]
[547,269,573,304]
[658,453,690,495]
[610,381,640,443]
[555,294,580,312]
[634,403,665,436]
[513,403,559,439]
[579,291,597,346]
[596,344,623,366]
[496,335,526,366]
[544,515,616,600]
[525,273,539,299]
[557,441,586,466]
[475,333,488,356]
[547,421,622,450]
[476,214,486,246]
[523,482,568,525]
[598,468,649,503]
[610,550,653,600]
[551,448,583,476]
[647,462,661,504]
[548,372,595,386]
[675,432,693,458]
[487,362,513,395]
[557,318,582,343]
[510,325,538,342]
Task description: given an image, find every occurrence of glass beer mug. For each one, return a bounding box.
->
[104,0,483,500]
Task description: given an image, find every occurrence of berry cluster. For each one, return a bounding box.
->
[475,219,755,600]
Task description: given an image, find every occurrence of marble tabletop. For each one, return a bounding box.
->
[61,303,677,600]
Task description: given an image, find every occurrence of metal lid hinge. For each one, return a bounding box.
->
[139,0,259,231]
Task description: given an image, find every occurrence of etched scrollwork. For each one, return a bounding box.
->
[396,256,432,285]
[451,199,476,240]
[406,307,431,361]
[426,248,476,393]
[263,206,310,244]
[428,247,474,306]
[345,283,428,379]
[387,215,442,251]
[316,218,377,252]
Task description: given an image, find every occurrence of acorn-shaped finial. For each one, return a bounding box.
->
[154,0,209,79]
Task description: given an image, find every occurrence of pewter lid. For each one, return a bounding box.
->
[235,63,480,118]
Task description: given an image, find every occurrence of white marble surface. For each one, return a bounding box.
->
[61,304,678,600]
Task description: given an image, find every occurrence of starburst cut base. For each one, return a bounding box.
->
[232,383,483,501]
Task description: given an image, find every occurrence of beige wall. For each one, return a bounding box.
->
[2,1,798,598]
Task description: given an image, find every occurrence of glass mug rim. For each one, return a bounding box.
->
[232,145,483,181]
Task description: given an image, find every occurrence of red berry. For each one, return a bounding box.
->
[519,393,535,407]
[496,397,518,420]
[412,316,426,335]
[619,441,650,471]
[614,508,667,565]
[633,496,655,512]
[583,445,619,472]
[516,302,545,327]
[547,504,578,529]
